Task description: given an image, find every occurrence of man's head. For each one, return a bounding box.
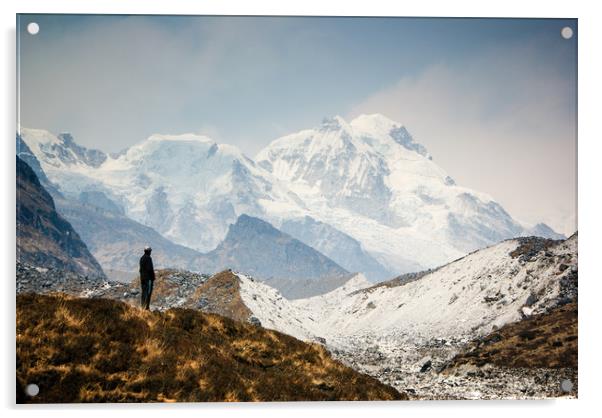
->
[144,246,152,255]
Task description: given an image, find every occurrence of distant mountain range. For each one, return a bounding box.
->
[17,133,350,296]
[17,114,565,285]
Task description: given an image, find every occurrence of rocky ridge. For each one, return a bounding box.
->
[16,156,105,278]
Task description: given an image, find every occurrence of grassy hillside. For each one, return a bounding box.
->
[444,302,577,370]
[16,293,405,403]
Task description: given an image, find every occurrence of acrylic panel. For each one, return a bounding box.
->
[16,14,578,403]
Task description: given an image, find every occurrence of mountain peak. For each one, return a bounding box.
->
[147,133,214,144]
[57,132,77,146]
[19,129,108,168]
[202,214,350,296]
[350,114,431,159]
[19,128,63,147]
[226,214,281,241]
[319,115,352,132]
[351,113,398,127]
[526,223,566,240]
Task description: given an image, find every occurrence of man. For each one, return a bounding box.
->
[139,246,155,310]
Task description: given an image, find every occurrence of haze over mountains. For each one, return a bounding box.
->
[17,114,564,287]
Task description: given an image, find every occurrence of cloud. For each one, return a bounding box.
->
[349,43,576,235]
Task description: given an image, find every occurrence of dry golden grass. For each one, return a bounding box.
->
[16,293,405,403]
[444,302,577,371]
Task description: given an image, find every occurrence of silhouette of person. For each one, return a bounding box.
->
[139,246,155,310]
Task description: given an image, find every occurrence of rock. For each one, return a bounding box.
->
[420,358,433,373]
[525,292,538,307]
[521,306,534,317]
[313,336,327,345]
[483,292,504,303]
[196,297,209,309]
[248,316,262,327]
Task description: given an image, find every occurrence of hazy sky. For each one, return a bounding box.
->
[17,15,577,234]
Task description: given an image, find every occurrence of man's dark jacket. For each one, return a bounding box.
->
[139,253,155,282]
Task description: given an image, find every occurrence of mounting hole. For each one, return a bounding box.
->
[561,26,573,40]
[25,383,39,397]
[560,379,573,392]
[27,22,40,35]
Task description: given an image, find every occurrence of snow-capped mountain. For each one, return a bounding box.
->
[18,127,393,280]
[256,114,561,272]
[19,128,306,253]
[19,114,563,280]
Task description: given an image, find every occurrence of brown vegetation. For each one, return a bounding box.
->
[444,302,577,370]
[508,237,559,261]
[16,293,404,403]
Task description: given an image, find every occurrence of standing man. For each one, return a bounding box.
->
[139,246,155,310]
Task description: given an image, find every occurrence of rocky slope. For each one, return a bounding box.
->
[285,234,577,345]
[16,156,104,278]
[17,292,404,403]
[18,234,576,349]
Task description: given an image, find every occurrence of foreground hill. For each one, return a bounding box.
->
[16,293,404,403]
[16,156,104,278]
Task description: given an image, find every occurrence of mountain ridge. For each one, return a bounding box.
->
[18,116,564,278]
[16,156,105,278]
[193,214,351,298]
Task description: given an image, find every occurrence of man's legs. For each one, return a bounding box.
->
[145,280,154,310]
[141,279,148,308]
